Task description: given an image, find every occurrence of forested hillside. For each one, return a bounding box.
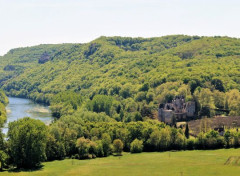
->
[1,35,240,121]
[0,90,8,126]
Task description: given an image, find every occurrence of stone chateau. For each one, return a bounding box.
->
[158,96,196,124]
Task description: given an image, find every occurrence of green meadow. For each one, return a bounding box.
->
[1,149,240,176]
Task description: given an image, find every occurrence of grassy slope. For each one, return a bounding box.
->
[2,149,240,176]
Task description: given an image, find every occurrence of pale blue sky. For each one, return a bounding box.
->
[0,0,240,55]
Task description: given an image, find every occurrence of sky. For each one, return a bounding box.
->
[0,0,240,55]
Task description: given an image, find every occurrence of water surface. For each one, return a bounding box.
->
[3,97,53,134]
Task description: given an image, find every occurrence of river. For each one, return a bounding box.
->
[3,97,53,134]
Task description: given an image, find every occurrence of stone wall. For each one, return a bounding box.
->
[158,97,196,124]
[186,101,195,117]
[158,109,174,124]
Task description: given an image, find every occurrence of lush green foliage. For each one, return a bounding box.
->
[1,35,240,120]
[0,130,7,171]
[2,35,240,170]
[0,90,8,126]
[0,90,8,106]
[130,139,143,153]
[76,137,96,159]
[43,116,240,161]
[50,91,83,117]
[1,113,240,169]
[113,139,124,155]
[8,118,47,168]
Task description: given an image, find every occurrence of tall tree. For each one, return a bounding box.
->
[185,123,189,139]
[8,117,47,168]
[113,139,124,155]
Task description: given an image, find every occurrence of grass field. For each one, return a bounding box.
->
[1,149,240,176]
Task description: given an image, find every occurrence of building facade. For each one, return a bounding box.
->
[158,96,196,124]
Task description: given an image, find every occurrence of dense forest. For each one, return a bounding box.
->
[1,35,240,169]
[1,35,240,121]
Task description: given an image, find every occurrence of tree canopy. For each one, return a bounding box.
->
[8,117,47,168]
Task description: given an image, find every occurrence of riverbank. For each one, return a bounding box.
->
[2,97,53,134]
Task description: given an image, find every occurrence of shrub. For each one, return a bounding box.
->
[76,137,92,159]
[186,139,195,150]
[113,139,124,155]
[95,141,104,157]
[130,139,143,153]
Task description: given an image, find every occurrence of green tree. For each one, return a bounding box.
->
[113,139,124,155]
[87,95,114,116]
[211,79,225,92]
[148,129,161,151]
[159,128,171,150]
[189,79,201,94]
[226,89,240,115]
[50,91,82,118]
[8,117,47,168]
[130,139,143,153]
[46,133,66,160]
[213,90,225,109]
[102,133,112,156]
[194,88,214,109]
[76,137,90,159]
[120,84,133,99]
[95,140,104,157]
[185,123,189,139]
[224,131,231,148]
[0,151,7,171]
[139,83,149,92]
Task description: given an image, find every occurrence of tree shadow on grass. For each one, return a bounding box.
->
[113,153,123,157]
[7,164,43,173]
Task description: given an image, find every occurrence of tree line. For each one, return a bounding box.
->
[1,117,240,170]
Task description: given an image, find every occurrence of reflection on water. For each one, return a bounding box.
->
[3,97,54,134]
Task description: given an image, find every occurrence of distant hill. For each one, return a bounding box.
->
[1,35,240,121]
